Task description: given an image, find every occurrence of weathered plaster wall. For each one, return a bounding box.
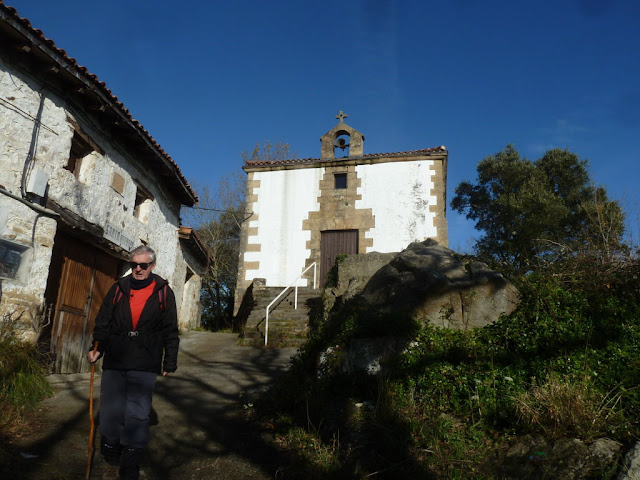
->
[243,168,322,286]
[1,58,66,340]
[356,160,438,252]
[238,156,445,294]
[0,197,57,340]
[175,245,202,330]
[0,57,189,339]
[178,271,201,330]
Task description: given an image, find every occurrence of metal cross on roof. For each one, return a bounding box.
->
[336,110,348,123]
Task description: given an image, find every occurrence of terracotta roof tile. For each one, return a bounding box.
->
[244,146,447,168]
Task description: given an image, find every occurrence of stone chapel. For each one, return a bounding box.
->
[234,112,448,313]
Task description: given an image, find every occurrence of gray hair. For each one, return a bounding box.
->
[129,245,156,263]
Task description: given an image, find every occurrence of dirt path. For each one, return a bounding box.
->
[5,331,298,480]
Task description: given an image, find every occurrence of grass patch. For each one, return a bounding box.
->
[513,374,626,440]
[0,327,53,438]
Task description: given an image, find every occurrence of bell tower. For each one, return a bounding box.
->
[320,111,365,159]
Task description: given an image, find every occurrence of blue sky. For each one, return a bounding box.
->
[5,0,640,251]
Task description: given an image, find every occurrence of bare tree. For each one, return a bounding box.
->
[183,141,296,330]
[241,140,296,163]
[183,173,246,330]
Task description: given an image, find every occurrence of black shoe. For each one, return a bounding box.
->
[119,447,143,480]
[100,441,121,466]
[119,465,140,480]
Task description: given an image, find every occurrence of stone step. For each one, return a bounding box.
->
[250,304,318,315]
[247,316,310,327]
[251,297,321,308]
[253,290,321,300]
[250,305,313,315]
[241,285,321,347]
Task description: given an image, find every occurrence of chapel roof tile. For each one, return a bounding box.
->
[243,146,448,167]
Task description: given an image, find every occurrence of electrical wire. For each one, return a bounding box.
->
[0,96,58,135]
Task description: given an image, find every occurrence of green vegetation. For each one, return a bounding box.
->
[451,145,624,273]
[0,312,53,438]
[255,253,639,478]
[254,144,638,478]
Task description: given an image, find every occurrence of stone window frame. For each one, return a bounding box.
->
[64,130,91,178]
[64,118,103,182]
[334,172,347,189]
[133,180,154,224]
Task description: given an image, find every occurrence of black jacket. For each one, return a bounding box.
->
[92,274,179,374]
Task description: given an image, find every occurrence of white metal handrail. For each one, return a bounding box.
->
[264,262,317,346]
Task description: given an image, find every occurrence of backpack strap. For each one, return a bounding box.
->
[112,285,124,304]
[113,283,167,309]
[158,284,168,311]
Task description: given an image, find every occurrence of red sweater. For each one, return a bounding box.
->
[129,281,156,331]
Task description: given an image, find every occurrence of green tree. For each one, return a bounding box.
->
[451,145,625,272]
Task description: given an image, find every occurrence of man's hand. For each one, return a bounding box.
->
[87,350,100,364]
[162,371,169,376]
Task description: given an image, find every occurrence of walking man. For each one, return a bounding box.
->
[88,245,179,480]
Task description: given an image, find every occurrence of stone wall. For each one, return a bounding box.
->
[0,56,189,340]
[176,245,203,330]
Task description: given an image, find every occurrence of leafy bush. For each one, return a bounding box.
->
[258,252,640,478]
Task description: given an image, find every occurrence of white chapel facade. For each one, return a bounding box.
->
[234,112,448,310]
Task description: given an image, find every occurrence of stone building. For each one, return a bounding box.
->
[0,4,207,372]
[234,111,448,313]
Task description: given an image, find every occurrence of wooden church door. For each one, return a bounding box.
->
[320,230,358,286]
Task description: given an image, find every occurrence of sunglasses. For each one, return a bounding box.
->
[129,262,153,270]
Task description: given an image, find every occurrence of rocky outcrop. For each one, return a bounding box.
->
[498,434,622,480]
[330,239,520,329]
[618,441,640,480]
[331,252,397,301]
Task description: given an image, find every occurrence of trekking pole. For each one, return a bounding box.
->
[86,342,98,480]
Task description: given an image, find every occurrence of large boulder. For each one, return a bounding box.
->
[332,252,397,300]
[338,239,520,329]
[498,434,622,479]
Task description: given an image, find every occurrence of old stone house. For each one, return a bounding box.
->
[234,111,448,313]
[0,4,207,372]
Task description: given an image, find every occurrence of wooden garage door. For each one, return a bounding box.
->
[320,230,358,286]
[51,234,119,373]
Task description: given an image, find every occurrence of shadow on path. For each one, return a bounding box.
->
[3,331,297,480]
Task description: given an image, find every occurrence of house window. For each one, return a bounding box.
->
[0,238,29,280]
[133,182,154,224]
[65,131,93,178]
[334,173,347,189]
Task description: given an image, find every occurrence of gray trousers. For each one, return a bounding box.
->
[99,370,158,449]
